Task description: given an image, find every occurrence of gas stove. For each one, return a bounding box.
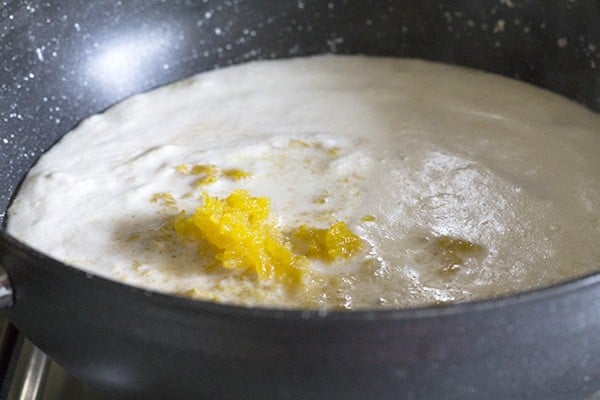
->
[1,315,600,400]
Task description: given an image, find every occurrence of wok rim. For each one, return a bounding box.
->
[1,227,598,322]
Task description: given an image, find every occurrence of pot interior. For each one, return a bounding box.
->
[1,3,600,398]
[1,0,599,225]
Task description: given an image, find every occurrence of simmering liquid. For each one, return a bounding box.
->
[7,55,600,309]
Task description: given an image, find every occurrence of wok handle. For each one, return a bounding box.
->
[0,264,14,309]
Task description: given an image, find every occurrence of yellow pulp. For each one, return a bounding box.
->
[291,222,363,261]
[223,168,252,181]
[176,164,251,186]
[431,235,485,273]
[174,190,363,286]
[150,192,176,207]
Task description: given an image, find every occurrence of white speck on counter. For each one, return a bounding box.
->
[326,37,344,52]
[557,37,568,48]
[493,19,505,33]
[35,48,44,62]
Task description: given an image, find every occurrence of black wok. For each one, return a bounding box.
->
[1,1,600,399]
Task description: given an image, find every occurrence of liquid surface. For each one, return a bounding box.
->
[7,55,600,309]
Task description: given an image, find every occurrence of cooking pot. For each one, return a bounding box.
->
[1,1,599,399]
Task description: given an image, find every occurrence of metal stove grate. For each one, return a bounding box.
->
[0,316,105,400]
